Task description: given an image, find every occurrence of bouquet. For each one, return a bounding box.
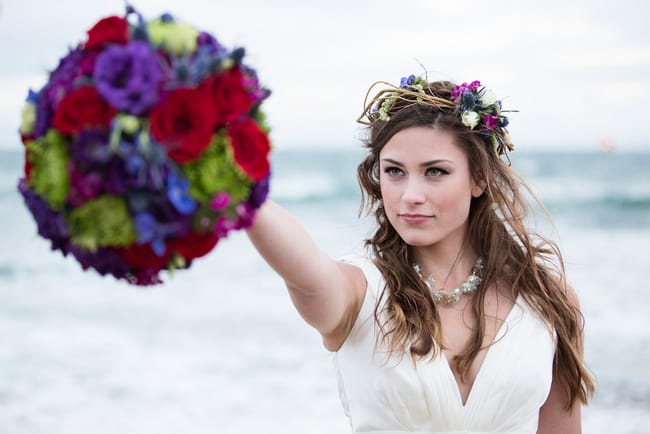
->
[17,7,272,285]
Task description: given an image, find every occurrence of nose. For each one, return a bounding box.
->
[402,177,426,205]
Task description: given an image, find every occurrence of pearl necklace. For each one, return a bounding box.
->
[413,257,484,305]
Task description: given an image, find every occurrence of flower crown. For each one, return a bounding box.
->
[357,75,515,156]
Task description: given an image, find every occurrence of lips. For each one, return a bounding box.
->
[399,213,433,224]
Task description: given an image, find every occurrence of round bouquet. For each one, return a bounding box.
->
[17,7,272,285]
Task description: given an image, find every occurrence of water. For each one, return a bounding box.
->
[1,147,649,433]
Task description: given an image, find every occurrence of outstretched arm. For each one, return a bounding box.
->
[246,200,366,350]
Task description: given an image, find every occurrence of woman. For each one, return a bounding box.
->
[247,76,594,433]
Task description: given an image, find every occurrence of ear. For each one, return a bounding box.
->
[471,179,487,198]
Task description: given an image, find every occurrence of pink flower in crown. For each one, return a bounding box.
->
[483,114,500,130]
[451,80,482,103]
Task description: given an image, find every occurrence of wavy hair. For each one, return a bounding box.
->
[356,80,595,408]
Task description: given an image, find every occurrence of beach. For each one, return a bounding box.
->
[1,147,649,433]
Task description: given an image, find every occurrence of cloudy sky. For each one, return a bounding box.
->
[1,0,648,151]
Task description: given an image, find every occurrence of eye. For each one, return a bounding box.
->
[383,166,404,177]
[425,167,448,177]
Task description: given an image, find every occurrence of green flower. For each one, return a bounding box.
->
[147,20,199,56]
[26,130,70,210]
[117,114,141,135]
[20,102,36,135]
[180,130,252,203]
[67,196,137,251]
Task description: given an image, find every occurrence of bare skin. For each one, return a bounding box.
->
[246,126,583,432]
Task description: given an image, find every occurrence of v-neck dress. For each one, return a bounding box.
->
[334,255,556,434]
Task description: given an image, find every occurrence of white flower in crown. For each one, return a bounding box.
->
[479,88,498,107]
[461,111,481,129]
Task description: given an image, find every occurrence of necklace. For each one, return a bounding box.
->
[413,257,484,305]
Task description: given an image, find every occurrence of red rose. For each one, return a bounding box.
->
[24,148,33,180]
[121,243,171,270]
[51,85,116,135]
[150,87,216,163]
[228,119,270,181]
[168,232,219,262]
[85,16,129,49]
[201,67,253,127]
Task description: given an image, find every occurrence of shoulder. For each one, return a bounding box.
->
[321,255,373,352]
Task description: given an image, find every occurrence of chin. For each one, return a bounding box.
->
[397,234,439,248]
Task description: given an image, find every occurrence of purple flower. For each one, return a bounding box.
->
[166,172,196,215]
[18,179,71,253]
[44,48,85,106]
[249,176,270,209]
[197,32,227,55]
[70,246,130,278]
[93,41,163,115]
[71,129,111,169]
[32,47,88,138]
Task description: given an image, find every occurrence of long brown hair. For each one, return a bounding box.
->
[357,80,595,408]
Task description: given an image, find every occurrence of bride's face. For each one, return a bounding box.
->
[378,126,483,250]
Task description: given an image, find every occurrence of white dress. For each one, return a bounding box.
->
[334,255,556,434]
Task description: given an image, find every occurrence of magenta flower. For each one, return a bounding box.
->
[210,192,231,211]
[451,80,481,103]
[483,114,500,130]
[67,169,104,206]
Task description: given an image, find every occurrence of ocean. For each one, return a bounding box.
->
[1,146,649,433]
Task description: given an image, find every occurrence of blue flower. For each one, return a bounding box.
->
[134,212,166,256]
[460,92,480,112]
[166,172,196,215]
[26,89,40,103]
[399,74,416,89]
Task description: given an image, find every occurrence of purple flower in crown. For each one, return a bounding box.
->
[93,41,163,115]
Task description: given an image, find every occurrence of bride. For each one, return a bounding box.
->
[246,76,594,433]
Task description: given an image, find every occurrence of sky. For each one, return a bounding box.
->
[0,0,648,151]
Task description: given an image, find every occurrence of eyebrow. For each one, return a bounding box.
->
[381,158,454,167]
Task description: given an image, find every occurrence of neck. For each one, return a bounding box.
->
[412,232,479,286]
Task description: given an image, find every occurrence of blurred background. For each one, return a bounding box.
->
[1,0,648,433]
